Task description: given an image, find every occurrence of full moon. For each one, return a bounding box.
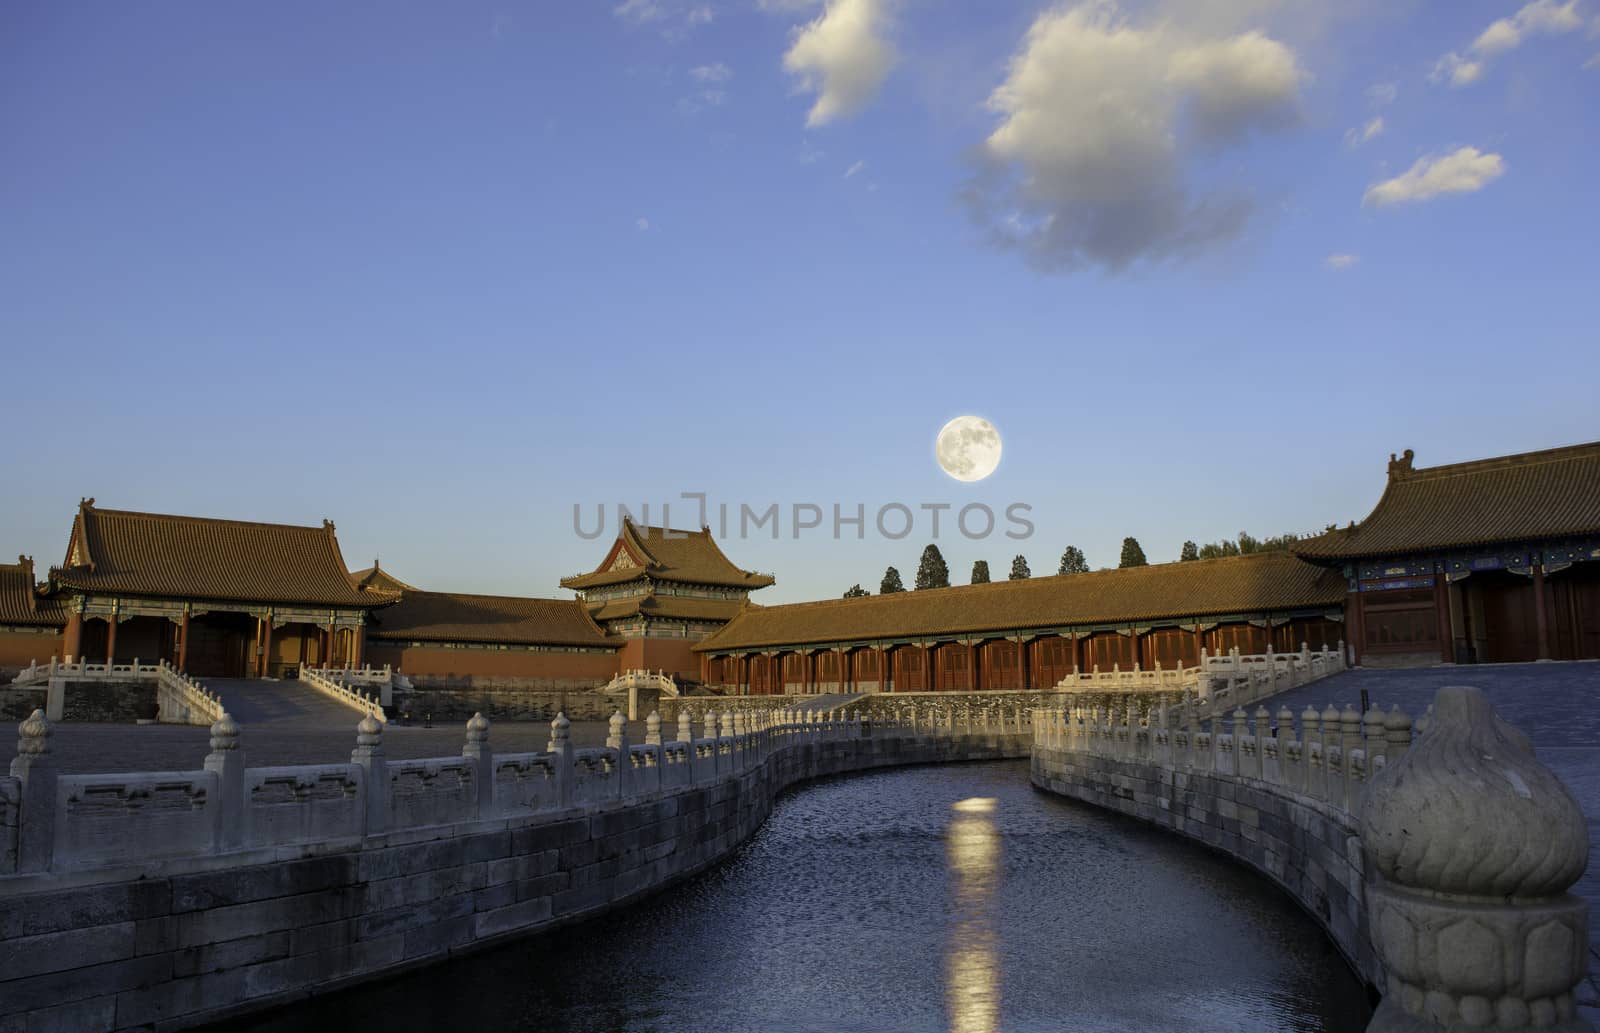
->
[935,416,1002,482]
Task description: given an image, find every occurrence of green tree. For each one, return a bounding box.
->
[1009,555,1031,580]
[1195,531,1302,560]
[1058,546,1089,575]
[880,566,906,594]
[970,560,991,584]
[1179,540,1199,562]
[914,544,950,590]
[1118,537,1148,568]
[843,584,869,598]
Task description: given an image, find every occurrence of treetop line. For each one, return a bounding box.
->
[840,533,1293,597]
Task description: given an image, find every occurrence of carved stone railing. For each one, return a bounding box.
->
[0,703,1029,878]
[15,657,163,687]
[599,668,679,719]
[1054,644,1345,707]
[1033,687,1592,1033]
[299,666,388,722]
[154,660,224,725]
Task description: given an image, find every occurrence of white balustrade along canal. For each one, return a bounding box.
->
[1032,688,1592,1033]
[0,706,1028,1032]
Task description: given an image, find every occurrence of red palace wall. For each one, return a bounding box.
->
[364,642,621,684]
[0,628,62,673]
[617,638,700,681]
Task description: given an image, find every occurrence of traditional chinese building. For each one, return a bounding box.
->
[691,550,1347,694]
[42,500,392,677]
[559,519,775,677]
[6,440,1598,691]
[0,557,69,675]
[1293,442,1600,666]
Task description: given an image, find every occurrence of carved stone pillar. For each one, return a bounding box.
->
[1361,685,1591,1032]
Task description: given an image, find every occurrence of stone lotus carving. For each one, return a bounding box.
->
[1360,686,1592,1033]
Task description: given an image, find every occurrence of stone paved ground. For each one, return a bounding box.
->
[1259,660,1600,1017]
[0,679,653,774]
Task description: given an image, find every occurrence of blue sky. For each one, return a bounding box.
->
[2,0,1596,603]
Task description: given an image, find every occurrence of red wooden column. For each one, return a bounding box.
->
[926,644,937,691]
[1017,635,1031,690]
[970,641,981,691]
[104,614,119,664]
[1533,563,1552,661]
[1433,578,1453,664]
[1346,589,1364,666]
[1071,632,1083,674]
[325,620,336,667]
[1192,623,1205,665]
[260,614,274,678]
[63,611,83,662]
[352,624,365,669]
[1130,629,1143,669]
[177,610,190,671]
[839,648,850,692]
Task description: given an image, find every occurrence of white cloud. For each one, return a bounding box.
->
[636,217,651,231]
[614,0,713,38]
[1585,51,1600,68]
[1366,81,1398,107]
[782,0,896,127]
[1434,0,1584,86]
[689,62,733,82]
[1344,115,1384,148]
[964,1,1306,272]
[844,159,865,178]
[758,0,821,9]
[1324,253,1358,270]
[1431,52,1483,86]
[798,139,825,164]
[1363,146,1505,207]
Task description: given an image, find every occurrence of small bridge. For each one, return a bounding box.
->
[600,668,678,719]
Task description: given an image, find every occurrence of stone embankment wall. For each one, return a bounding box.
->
[0,715,1027,1033]
[394,684,652,723]
[1032,744,1377,985]
[1030,694,1594,1033]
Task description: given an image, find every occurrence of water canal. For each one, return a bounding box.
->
[221,761,1371,1033]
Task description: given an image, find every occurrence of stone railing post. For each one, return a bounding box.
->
[10,709,57,873]
[1361,686,1591,1033]
[702,711,717,743]
[646,711,663,746]
[1277,705,1299,792]
[463,712,493,818]
[1301,705,1323,800]
[607,711,630,798]
[351,712,387,836]
[548,712,574,807]
[204,711,245,850]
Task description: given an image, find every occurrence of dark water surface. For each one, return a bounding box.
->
[225,761,1371,1033]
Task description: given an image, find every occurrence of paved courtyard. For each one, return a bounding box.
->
[0,680,652,775]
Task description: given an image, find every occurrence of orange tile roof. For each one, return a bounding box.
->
[587,594,746,624]
[369,590,618,647]
[49,501,390,608]
[560,520,776,591]
[0,557,69,627]
[350,561,420,595]
[695,551,1343,652]
[1296,442,1600,561]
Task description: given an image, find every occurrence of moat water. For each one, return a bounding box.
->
[224,761,1371,1033]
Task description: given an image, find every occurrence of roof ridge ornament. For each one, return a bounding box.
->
[1386,448,1415,480]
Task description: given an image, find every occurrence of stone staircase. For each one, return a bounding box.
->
[205,678,364,727]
